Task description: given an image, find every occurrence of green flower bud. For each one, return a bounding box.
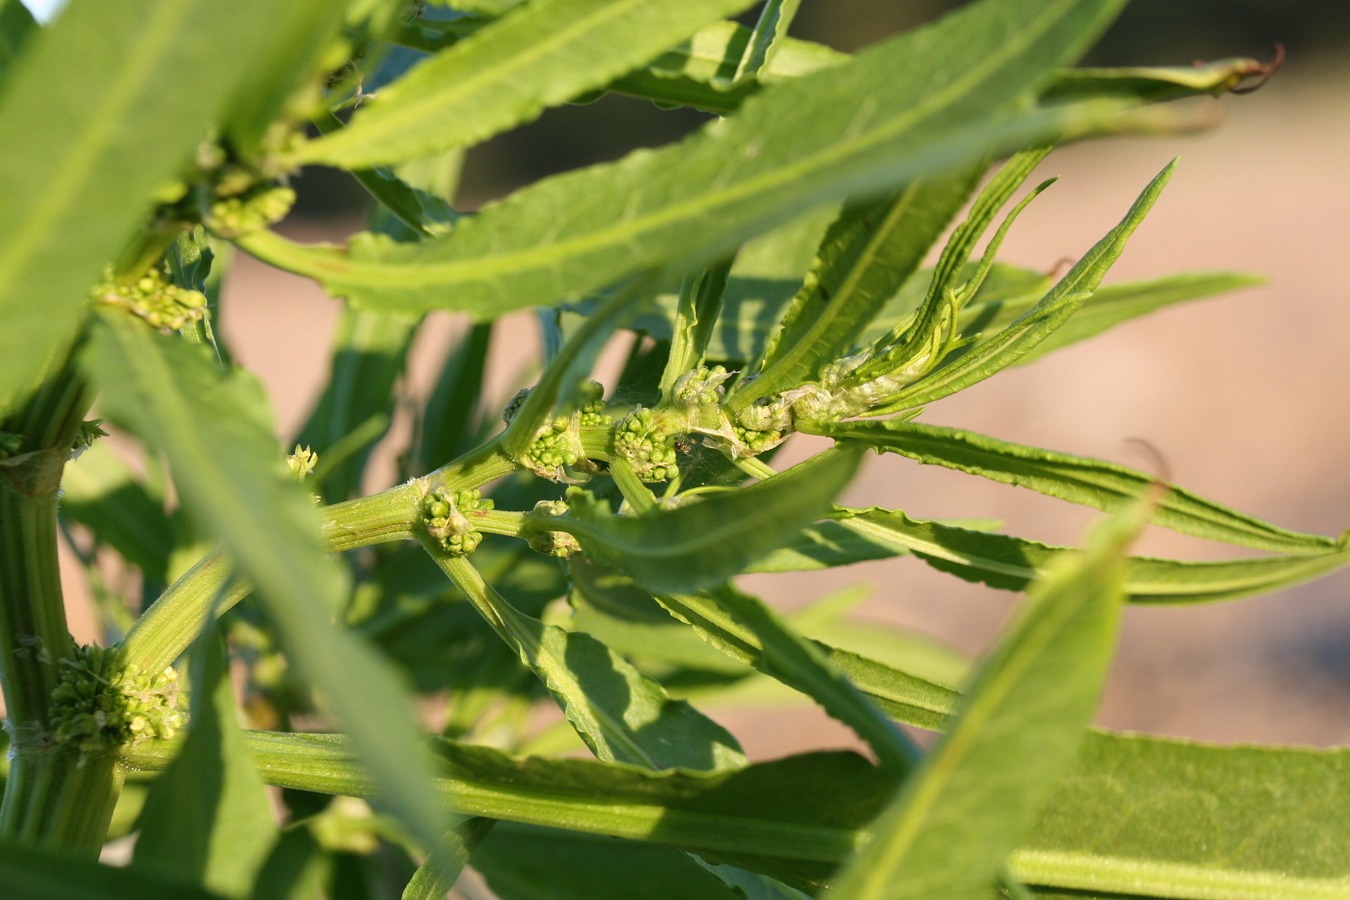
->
[49,644,184,758]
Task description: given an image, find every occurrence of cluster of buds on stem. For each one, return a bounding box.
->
[422,487,493,556]
[525,499,582,558]
[93,266,209,333]
[49,644,184,759]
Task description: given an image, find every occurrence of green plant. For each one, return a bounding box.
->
[0,0,1343,897]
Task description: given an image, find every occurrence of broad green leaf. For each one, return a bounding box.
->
[0,838,225,900]
[653,587,958,733]
[60,440,175,583]
[865,159,1175,414]
[294,0,759,168]
[85,313,448,852]
[955,271,1263,366]
[826,499,1146,900]
[132,637,276,898]
[0,0,336,413]
[236,0,1137,320]
[1015,732,1350,899]
[553,446,862,594]
[822,420,1340,555]
[834,506,1350,605]
[429,553,746,771]
[296,305,419,502]
[473,823,745,900]
[734,165,985,409]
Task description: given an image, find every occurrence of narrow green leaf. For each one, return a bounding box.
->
[0,838,225,900]
[698,583,918,773]
[250,827,332,900]
[296,305,419,502]
[554,446,861,594]
[603,19,844,113]
[652,587,958,733]
[60,440,175,583]
[236,0,1137,320]
[500,274,662,462]
[1016,732,1350,899]
[0,0,334,412]
[413,321,493,472]
[402,818,494,900]
[85,313,448,851]
[826,499,1146,900]
[955,271,1263,367]
[659,258,734,398]
[733,0,804,82]
[735,165,985,409]
[295,0,759,168]
[822,420,1340,555]
[132,637,277,898]
[834,506,1350,605]
[1043,54,1287,104]
[430,553,746,771]
[867,159,1176,413]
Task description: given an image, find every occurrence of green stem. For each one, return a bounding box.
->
[120,437,521,673]
[0,750,123,856]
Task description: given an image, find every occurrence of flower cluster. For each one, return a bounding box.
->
[422,487,493,556]
[49,644,184,758]
[93,267,209,333]
[613,407,679,482]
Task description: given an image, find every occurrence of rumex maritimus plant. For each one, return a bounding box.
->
[0,0,1344,897]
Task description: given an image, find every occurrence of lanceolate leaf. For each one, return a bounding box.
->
[834,507,1350,605]
[826,499,1146,900]
[867,159,1176,413]
[955,271,1263,366]
[237,0,1135,320]
[554,447,862,594]
[1042,54,1288,104]
[430,553,746,772]
[736,165,985,408]
[0,0,339,413]
[293,0,760,168]
[85,313,448,852]
[822,420,1339,555]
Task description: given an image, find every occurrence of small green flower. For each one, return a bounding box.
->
[94,267,210,333]
[287,444,319,481]
[206,185,296,238]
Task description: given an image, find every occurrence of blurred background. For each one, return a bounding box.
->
[35,0,1350,753]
